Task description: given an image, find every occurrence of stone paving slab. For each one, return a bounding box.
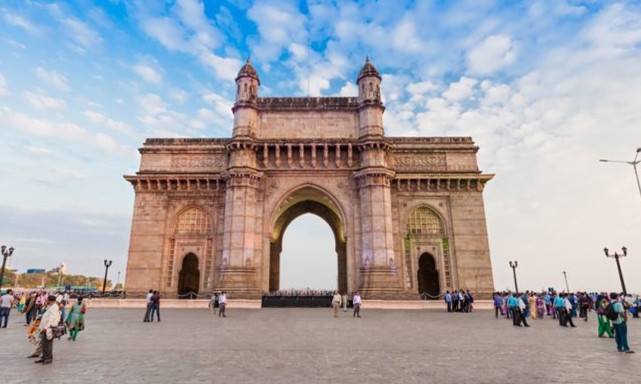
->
[0,308,639,384]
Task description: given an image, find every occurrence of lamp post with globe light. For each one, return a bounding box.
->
[102,260,112,294]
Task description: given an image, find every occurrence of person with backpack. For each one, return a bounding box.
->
[608,292,634,353]
[596,297,614,338]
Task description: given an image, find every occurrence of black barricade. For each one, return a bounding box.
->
[262,295,333,308]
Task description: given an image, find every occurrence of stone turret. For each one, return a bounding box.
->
[356,57,384,139]
[232,58,259,137]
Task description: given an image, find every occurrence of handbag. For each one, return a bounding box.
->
[51,325,67,340]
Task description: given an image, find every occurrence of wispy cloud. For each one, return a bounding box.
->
[36,67,69,91]
[23,90,66,110]
[1,8,41,35]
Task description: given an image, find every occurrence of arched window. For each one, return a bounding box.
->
[406,206,444,236]
[174,208,211,235]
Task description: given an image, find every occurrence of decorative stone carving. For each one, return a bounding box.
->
[171,155,226,171]
[392,153,446,172]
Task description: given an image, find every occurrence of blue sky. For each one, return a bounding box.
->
[1,0,641,292]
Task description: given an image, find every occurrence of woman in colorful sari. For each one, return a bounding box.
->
[26,310,44,358]
[596,297,614,338]
[535,294,545,319]
[65,297,86,341]
[528,293,538,319]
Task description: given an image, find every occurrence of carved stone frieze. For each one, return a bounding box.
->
[391,153,447,172]
[170,155,227,171]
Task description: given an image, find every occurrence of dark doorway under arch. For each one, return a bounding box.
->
[178,253,200,296]
[417,253,439,299]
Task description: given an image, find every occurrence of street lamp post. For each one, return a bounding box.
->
[0,245,15,290]
[603,247,628,296]
[102,260,112,294]
[563,271,570,292]
[509,261,519,295]
[600,147,641,203]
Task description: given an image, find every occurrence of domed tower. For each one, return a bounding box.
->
[232,58,260,138]
[357,57,384,139]
[354,57,399,296]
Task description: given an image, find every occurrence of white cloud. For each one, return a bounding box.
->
[62,18,102,49]
[247,0,306,62]
[466,34,516,75]
[170,89,188,104]
[1,9,41,35]
[36,67,69,91]
[24,90,66,110]
[84,110,132,135]
[0,74,8,96]
[1,107,130,154]
[133,62,164,84]
[442,77,478,102]
[25,146,53,156]
[338,81,357,97]
[138,93,168,115]
[53,168,85,180]
[392,18,424,52]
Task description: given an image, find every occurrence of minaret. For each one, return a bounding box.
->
[218,58,263,296]
[232,58,260,138]
[354,57,400,296]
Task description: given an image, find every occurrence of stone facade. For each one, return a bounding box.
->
[124,58,495,299]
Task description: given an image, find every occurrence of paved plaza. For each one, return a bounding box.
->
[1,307,640,383]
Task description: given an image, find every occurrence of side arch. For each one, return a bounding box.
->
[402,204,453,295]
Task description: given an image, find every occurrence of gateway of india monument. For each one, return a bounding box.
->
[124,58,495,299]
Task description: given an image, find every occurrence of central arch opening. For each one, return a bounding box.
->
[280,214,337,290]
[269,187,347,294]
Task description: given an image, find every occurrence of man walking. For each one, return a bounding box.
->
[0,289,16,328]
[36,295,60,365]
[218,292,227,317]
[143,289,153,322]
[610,292,634,353]
[561,294,576,327]
[493,292,502,318]
[352,291,362,318]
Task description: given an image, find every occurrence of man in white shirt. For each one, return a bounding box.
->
[36,295,60,365]
[352,291,362,318]
[143,289,153,322]
[0,289,16,328]
[516,295,530,327]
[562,293,576,327]
[218,292,227,317]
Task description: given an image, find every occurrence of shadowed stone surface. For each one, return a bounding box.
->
[1,308,639,383]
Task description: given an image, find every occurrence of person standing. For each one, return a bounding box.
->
[596,297,614,338]
[150,291,161,322]
[65,297,86,341]
[493,292,502,318]
[209,293,218,315]
[610,292,634,353]
[342,292,348,312]
[143,289,153,322]
[517,294,530,327]
[445,291,453,313]
[218,292,227,317]
[1,289,16,328]
[332,291,342,318]
[528,293,537,320]
[35,295,60,365]
[23,292,38,326]
[352,291,362,318]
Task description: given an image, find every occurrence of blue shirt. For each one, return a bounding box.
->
[445,293,452,303]
[508,297,518,308]
[613,301,626,325]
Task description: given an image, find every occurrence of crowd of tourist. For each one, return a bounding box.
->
[492,290,639,353]
[443,290,474,312]
[0,288,87,365]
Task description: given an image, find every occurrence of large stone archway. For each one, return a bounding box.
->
[124,58,496,299]
[269,187,347,293]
